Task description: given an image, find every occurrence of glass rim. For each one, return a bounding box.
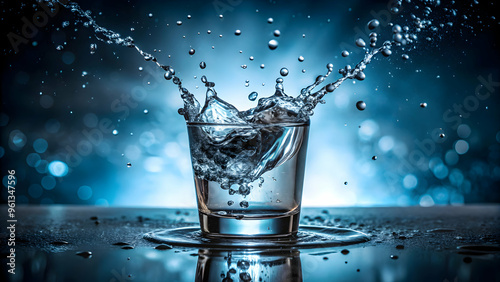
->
[186,120,310,127]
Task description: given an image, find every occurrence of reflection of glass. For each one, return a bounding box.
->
[195,249,302,282]
[187,122,310,237]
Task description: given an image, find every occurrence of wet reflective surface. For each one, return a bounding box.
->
[2,206,500,281]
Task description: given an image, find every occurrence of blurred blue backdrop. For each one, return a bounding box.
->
[1,0,499,207]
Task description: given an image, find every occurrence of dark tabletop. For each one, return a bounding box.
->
[1,205,500,282]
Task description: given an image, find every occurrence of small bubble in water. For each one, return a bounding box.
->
[402,54,410,60]
[260,64,265,69]
[273,29,281,37]
[219,14,223,19]
[112,129,119,135]
[298,56,304,62]
[356,101,366,111]
[56,45,64,51]
[439,133,446,138]
[276,78,283,83]
[267,17,274,24]
[189,48,195,55]
[302,69,306,73]
[228,200,234,206]
[248,92,258,101]
[372,156,377,160]
[143,109,149,114]
[235,29,241,36]
[199,61,206,69]
[240,201,249,208]
[127,162,132,167]
[148,13,153,18]
[201,75,207,83]
[342,50,349,57]
[420,102,427,108]
[341,249,350,255]
[187,15,192,19]
[138,67,143,71]
[176,20,182,26]
[367,19,380,30]
[344,181,348,185]
[207,30,211,34]
[280,67,289,76]
[249,56,254,61]
[355,38,366,47]
[268,39,278,50]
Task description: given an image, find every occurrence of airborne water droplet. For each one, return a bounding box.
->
[439,133,446,138]
[368,19,380,30]
[356,101,366,111]
[420,102,428,108]
[402,54,410,60]
[199,61,206,69]
[248,92,258,101]
[112,129,119,135]
[355,38,366,48]
[176,20,183,26]
[143,109,149,114]
[126,162,132,167]
[280,67,289,76]
[298,56,304,62]
[189,48,195,55]
[90,43,97,54]
[148,13,153,18]
[372,156,377,160]
[267,17,274,24]
[56,45,64,51]
[235,29,241,36]
[273,30,281,37]
[268,39,278,50]
[240,201,249,208]
[342,50,349,57]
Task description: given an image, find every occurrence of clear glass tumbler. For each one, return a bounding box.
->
[186,121,309,238]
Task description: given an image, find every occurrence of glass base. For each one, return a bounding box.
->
[199,211,300,238]
[144,226,370,249]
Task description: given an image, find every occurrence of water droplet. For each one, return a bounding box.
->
[260,64,265,69]
[199,61,206,69]
[390,255,399,260]
[402,54,410,60]
[164,71,173,80]
[56,45,64,51]
[227,200,234,206]
[138,67,143,71]
[439,133,446,138]
[188,48,195,55]
[341,249,350,255]
[235,29,241,36]
[219,14,223,19]
[148,13,153,18]
[127,162,132,167]
[273,29,281,37]
[280,67,289,76]
[356,101,366,111]
[420,102,427,108]
[344,181,348,185]
[382,49,392,57]
[267,17,273,24]
[143,109,149,114]
[176,20,182,26]
[76,251,92,258]
[112,129,119,135]
[187,15,192,19]
[207,30,211,34]
[90,43,97,54]
[241,64,247,69]
[248,92,258,101]
[268,39,278,50]
[240,201,249,208]
[155,244,173,250]
[298,56,304,62]
[249,56,254,61]
[341,50,349,57]
[355,38,366,47]
[372,155,377,160]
